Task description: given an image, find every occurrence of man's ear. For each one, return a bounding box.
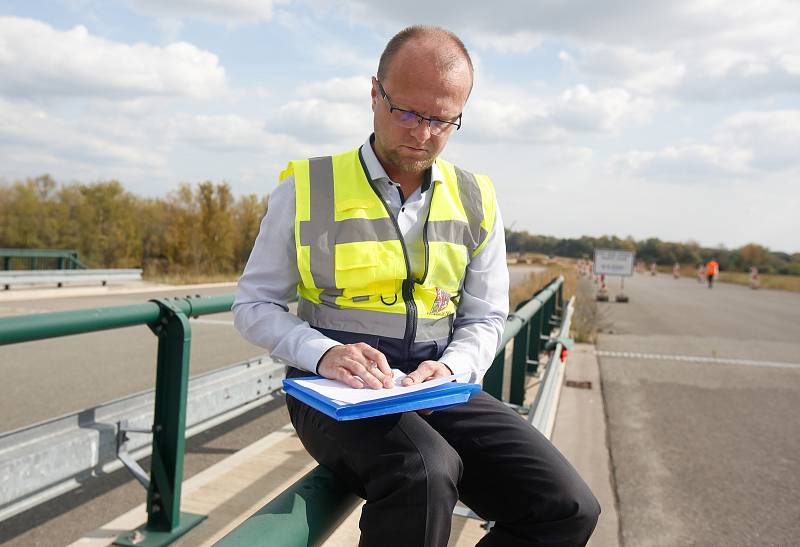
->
[370,77,378,111]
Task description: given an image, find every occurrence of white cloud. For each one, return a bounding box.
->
[464,84,653,143]
[0,97,165,167]
[559,46,686,94]
[717,110,800,171]
[337,0,800,104]
[168,114,271,152]
[129,0,287,24]
[552,85,654,132]
[297,77,371,103]
[0,16,227,100]
[470,30,544,54]
[615,109,800,182]
[615,144,753,182]
[268,98,371,144]
[264,76,373,143]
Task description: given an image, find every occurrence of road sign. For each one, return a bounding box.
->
[594,249,635,277]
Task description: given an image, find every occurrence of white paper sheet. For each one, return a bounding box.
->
[293,369,467,405]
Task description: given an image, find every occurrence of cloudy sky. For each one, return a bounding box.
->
[2,1,798,252]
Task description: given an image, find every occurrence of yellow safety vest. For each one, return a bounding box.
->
[281,146,496,343]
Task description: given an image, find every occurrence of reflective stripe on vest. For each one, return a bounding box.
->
[283,146,496,342]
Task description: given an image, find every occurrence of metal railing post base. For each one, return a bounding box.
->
[113,512,206,547]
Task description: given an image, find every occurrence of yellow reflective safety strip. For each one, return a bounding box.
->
[291,159,319,294]
[472,173,496,257]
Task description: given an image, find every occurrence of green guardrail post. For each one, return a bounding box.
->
[509,319,530,406]
[3,256,10,271]
[556,282,564,316]
[114,298,205,546]
[527,309,543,374]
[547,296,559,328]
[483,348,505,400]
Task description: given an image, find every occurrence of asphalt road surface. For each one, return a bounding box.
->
[596,272,800,547]
[0,283,263,432]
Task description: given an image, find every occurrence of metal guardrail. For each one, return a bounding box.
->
[214,276,568,547]
[0,248,87,270]
[0,268,142,289]
[0,354,284,523]
[0,294,240,544]
[530,296,575,436]
[0,276,569,546]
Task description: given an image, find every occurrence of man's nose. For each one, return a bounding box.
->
[409,119,432,142]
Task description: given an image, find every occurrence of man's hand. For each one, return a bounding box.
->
[401,360,453,386]
[317,343,394,389]
[401,360,455,415]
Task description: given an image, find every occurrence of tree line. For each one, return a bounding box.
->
[0,175,267,275]
[2,175,797,277]
[506,231,800,276]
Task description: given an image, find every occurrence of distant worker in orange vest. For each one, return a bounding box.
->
[706,259,720,289]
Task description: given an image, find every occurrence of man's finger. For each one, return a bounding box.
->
[401,361,450,386]
[336,367,365,389]
[345,358,386,390]
[361,346,393,387]
[401,366,430,386]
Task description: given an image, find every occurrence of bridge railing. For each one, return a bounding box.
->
[0,248,87,271]
[214,276,570,547]
[0,275,568,546]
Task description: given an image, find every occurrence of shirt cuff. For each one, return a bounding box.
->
[295,337,342,374]
[438,352,475,383]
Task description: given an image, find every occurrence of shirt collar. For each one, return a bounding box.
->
[361,134,442,193]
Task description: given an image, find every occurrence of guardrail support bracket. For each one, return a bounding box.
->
[116,419,152,490]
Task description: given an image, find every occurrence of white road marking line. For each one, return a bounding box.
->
[595,350,800,370]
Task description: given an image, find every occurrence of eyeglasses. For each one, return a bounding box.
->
[376,79,461,136]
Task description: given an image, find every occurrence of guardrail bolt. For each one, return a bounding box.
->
[127,530,145,544]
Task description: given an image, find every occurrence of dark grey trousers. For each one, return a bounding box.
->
[286,329,600,547]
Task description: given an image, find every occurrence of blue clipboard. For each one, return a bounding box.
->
[283,376,481,421]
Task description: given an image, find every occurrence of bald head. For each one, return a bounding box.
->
[377,26,474,93]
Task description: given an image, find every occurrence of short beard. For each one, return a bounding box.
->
[383,146,435,175]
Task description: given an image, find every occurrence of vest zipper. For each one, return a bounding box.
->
[408,184,435,346]
[358,149,417,349]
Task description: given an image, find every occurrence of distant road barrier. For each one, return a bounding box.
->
[0,248,87,270]
[0,268,143,289]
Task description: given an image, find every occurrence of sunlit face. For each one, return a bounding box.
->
[371,43,472,179]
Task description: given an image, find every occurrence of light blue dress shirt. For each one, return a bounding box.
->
[233,136,509,383]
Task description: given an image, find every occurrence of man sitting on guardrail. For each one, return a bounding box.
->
[233,25,599,547]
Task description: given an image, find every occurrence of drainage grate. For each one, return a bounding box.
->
[565,379,592,389]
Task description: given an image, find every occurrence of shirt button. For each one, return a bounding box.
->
[401,207,405,212]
